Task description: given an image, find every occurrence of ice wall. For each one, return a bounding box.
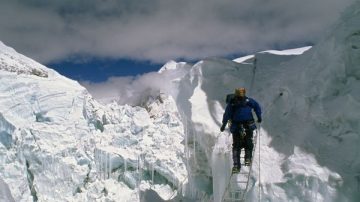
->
[173,2,360,201]
[0,41,187,201]
[173,52,304,201]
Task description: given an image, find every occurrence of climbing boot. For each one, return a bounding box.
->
[245,159,251,166]
[232,166,240,174]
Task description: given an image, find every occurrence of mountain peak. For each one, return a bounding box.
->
[158,60,189,73]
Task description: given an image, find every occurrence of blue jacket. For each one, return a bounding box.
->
[222,96,261,131]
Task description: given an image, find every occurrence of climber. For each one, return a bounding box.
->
[220,87,262,173]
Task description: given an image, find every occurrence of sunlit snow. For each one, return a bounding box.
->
[1,2,360,201]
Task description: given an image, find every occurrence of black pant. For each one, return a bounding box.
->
[232,125,254,168]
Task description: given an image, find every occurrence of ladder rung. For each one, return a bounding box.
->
[228,189,242,192]
[223,198,244,202]
[228,193,242,196]
[232,170,248,173]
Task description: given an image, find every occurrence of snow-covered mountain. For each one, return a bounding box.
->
[1,1,360,202]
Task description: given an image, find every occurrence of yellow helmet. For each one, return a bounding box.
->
[235,87,246,97]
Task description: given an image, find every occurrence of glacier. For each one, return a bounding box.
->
[0,40,187,201]
[1,1,360,202]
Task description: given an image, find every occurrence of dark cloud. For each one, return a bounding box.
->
[0,0,355,63]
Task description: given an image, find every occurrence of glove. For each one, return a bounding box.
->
[220,124,226,132]
[257,117,262,123]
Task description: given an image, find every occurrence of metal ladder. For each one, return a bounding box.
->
[222,132,259,202]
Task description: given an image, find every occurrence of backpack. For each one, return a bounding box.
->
[226,94,236,104]
[226,93,251,107]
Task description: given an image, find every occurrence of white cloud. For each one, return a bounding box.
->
[0,0,355,63]
[81,65,188,105]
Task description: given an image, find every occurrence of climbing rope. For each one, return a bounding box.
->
[258,124,261,202]
[249,57,257,93]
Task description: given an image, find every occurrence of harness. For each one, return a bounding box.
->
[230,97,256,131]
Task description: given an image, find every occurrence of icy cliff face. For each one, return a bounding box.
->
[172,2,360,202]
[0,41,186,201]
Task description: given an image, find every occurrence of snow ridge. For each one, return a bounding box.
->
[0,41,48,77]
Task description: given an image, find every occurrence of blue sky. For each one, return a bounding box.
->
[46,41,312,82]
[0,0,354,83]
[47,58,163,82]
